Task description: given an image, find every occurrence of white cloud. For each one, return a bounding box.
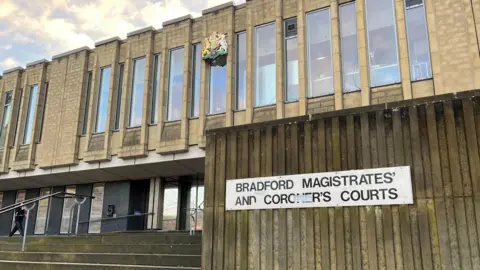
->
[12,33,35,44]
[0,57,20,69]
[0,1,17,18]
[1,44,12,50]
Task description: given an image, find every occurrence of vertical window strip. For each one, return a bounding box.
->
[285,17,299,102]
[404,0,432,81]
[365,0,401,87]
[34,188,51,234]
[129,57,146,128]
[167,47,184,121]
[88,183,105,234]
[12,89,22,146]
[95,66,111,133]
[191,44,201,118]
[255,22,277,107]
[60,185,76,234]
[209,65,227,115]
[340,2,361,92]
[151,54,161,124]
[82,72,92,135]
[236,32,247,111]
[306,8,334,97]
[38,83,48,142]
[23,85,39,144]
[114,64,124,131]
[0,92,13,148]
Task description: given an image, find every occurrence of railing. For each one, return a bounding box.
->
[0,192,94,251]
[186,201,204,236]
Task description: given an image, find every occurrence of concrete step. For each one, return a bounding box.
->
[0,251,201,267]
[0,260,201,270]
[0,234,202,245]
[0,243,202,254]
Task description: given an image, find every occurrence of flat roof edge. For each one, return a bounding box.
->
[202,1,234,15]
[52,46,91,60]
[95,36,121,46]
[162,15,192,27]
[26,59,49,68]
[127,26,155,37]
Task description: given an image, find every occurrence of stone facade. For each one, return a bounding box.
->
[0,0,478,171]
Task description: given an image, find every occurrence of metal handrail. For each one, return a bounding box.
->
[0,192,94,252]
[78,212,154,224]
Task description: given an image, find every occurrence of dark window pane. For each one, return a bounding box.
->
[151,54,161,124]
[0,92,13,147]
[114,64,124,130]
[191,44,201,118]
[82,72,92,135]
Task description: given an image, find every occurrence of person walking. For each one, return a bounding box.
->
[9,207,26,237]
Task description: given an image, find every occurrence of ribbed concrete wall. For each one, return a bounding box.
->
[203,90,480,270]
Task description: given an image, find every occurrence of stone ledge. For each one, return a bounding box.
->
[2,66,24,75]
[127,27,155,38]
[95,36,121,47]
[162,15,192,27]
[26,59,49,68]
[52,46,91,60]
[202,1,234,15]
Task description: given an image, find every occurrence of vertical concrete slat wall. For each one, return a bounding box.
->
[203,92,480,269]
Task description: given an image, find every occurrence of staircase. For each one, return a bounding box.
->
[0,232,201,269]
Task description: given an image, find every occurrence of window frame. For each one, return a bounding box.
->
[190,44,201,118]
[284,17,299,103]
[235,31,247,111]
[114,63,125,131]
[306,7,334,98]
[339,2,361,93]
[38,83,48,142]
[365,0,401,87]
[23,84,39,145]
[0,91,13,149]
[403,0,432,81]
[166,46,185,122]
[81,72,92,136]
[128,56,147,128]
[150,54,162,124]
[12,89,22,146]
[254,22,277,107]
[94,66,112,134]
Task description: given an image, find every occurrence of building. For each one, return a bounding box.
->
[0,0,480,268]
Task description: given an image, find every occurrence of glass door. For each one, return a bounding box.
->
[186,179,204,231]
[162,182,179,231]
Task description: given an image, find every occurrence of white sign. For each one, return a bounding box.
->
[225,166,413,211]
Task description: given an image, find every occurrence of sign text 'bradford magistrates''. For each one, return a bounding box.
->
[225,166,413,210]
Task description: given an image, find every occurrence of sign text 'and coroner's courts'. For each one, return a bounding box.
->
[225,166,413,211]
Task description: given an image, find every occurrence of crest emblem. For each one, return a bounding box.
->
[202,32,228,66]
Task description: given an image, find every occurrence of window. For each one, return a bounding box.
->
[209,65,227,114]
[186,183,204,231]
[151,54,161,124]
[60,185,76,234]
[114,64,124,131]
[255,23,276,107]
[405,0,432,81]
[11,190,25,235]
[129,57,146,127]
[0,192,3,208]
[38,83,48,142]
[88,183,105,234]
[0,92,13,147]
[34,188,51,235]
[12,89,22,146]
[307,9,333,97]
[167,48,184,121]
[340,3,361,92]
[94,67,111,133]
[366,0,400,87]
[23,85,39,144]
[285,18,299,102]
[81,72,92,135]
[191,44,201,118]
[236,32,247,110]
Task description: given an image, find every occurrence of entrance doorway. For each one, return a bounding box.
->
[148,175,204,231]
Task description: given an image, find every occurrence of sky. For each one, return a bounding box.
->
[0,0,245,74]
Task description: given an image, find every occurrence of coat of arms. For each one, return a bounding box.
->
[202,32,228,66]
